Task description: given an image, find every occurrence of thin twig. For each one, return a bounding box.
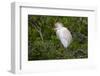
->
[32,23,44,41]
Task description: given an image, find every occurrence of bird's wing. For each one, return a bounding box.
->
[59,28,72,46]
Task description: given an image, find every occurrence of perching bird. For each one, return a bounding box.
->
[54,22,72,48]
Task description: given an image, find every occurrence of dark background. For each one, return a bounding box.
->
[28,15,88,61]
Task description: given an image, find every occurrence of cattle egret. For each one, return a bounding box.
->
[54,22,72,48]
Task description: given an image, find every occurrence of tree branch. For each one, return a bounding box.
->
[32,23,44,41]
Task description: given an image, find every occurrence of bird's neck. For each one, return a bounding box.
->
[56,26,64,30]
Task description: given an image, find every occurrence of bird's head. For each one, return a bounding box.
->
[54,22,63,31]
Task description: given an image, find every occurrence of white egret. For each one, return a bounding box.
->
[54,22,72,48]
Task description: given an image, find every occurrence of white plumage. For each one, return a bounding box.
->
[54,22,72,48]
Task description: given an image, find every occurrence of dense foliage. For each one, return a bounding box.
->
[28,15,88,60]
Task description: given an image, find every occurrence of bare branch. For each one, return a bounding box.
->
[32,23,44,41]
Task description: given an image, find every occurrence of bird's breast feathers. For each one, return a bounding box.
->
[56,27,71,38]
